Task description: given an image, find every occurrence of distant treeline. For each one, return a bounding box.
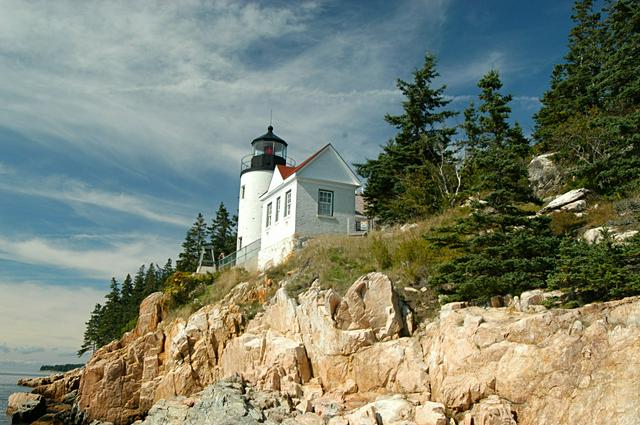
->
[40,364,84,372]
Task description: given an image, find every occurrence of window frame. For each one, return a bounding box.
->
[275,196,281,222]
[241,185,245,199]
[284,190,292,217]
[317,189,334,217]
[266,202,272,227]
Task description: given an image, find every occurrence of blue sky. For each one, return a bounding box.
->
[0,0,575,363]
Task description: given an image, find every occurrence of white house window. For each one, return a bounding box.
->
[284,190,292,217]
[318,189,334,217]
[241,185,245,199]
[275,197,281,222]
[266,202,272,227]
[238,237,243,249]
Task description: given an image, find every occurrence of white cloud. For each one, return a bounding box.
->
[0,174,191,227]
[0,233,177,279]
[0,280,104,363]
[0,0,452,178]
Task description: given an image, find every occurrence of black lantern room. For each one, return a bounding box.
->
[241,125,288,174]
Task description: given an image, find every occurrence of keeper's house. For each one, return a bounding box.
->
[235,125,362,271]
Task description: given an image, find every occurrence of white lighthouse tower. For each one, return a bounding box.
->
[236,125,289,251]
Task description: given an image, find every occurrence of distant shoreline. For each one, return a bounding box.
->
[39,364,84,373]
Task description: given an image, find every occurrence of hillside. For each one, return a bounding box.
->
[18,263,640,425]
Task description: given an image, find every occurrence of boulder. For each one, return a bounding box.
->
[345,396,414,424]
[7,392,46,423]
[560,199,586,212]
[462,396,516,425]
[415,401,448,425]
[528,153,564,197]
[540,188,589,213]
[583,226,639,244]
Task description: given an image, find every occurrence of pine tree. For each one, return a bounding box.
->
[356,53,458,223]
[534,0,605,145]
[208,203,237,257]
[177,213,208,272]
[101,278,122,343]
[132,265,146,306]
[77,303,103,356]
[143,263,159,296]
[430,70,559,303]
[120,274,134,321]
[161,258,174,283]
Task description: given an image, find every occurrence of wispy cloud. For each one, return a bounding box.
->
[0,234,176,279]
[0,174,191,227]
[0,0,452,178]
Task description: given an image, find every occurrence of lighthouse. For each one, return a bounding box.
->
[236,125,289,251]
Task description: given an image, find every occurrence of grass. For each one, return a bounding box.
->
[262,207,470,321]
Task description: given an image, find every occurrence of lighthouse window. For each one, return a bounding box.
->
[241,185,245,199]
[266,202,272,227]
[318,190,334,217]
[275,197,281,222]
[284,190,292,217]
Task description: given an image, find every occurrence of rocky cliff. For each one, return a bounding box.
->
[60,271,640,425]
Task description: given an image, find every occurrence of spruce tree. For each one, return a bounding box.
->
[101,278,122,343]
[120,274,134,321]
[143,263,159,295]
[208,203,237,256]
[78,303,103,356]
[534,0,604,145]
[430,70,559,303]
[161,258,174,283]
[356,53,458,223]
[177,213,208,272]
[132,265,146,306]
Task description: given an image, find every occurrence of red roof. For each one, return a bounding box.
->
[277,144,330,180]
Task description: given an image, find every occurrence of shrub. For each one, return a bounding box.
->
[371,236,392,270]
[548,233,640,303]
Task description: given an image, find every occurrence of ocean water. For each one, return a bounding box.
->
[0,366,49,425]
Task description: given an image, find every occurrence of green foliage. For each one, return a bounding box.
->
[208,202,238,257]
[78,259,174,356]
[548,233,640,303]
[431,214,560,304]
[177,213,208,272]
[534,0,640,196]
[371,236,392,270]
[430,70,560,304]
[356,53,459,223]
[164,271,216,306]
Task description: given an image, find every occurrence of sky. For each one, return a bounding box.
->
[0,0,576,365]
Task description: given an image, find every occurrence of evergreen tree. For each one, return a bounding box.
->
[534,0,605,145]
[143,263,159,295]
[177,213,208,272]
[77,303,103,356]
[132,265,146,306]
[356,53,458,223]
[534,0,640,195]
[161,258,174,283]
[430,70,559,303]
[549,233,640,303]
[101,278,122,343]
[120,273,134,321]
[208,203,237,256]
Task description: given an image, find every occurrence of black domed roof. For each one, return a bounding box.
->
[251,125,288,146]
